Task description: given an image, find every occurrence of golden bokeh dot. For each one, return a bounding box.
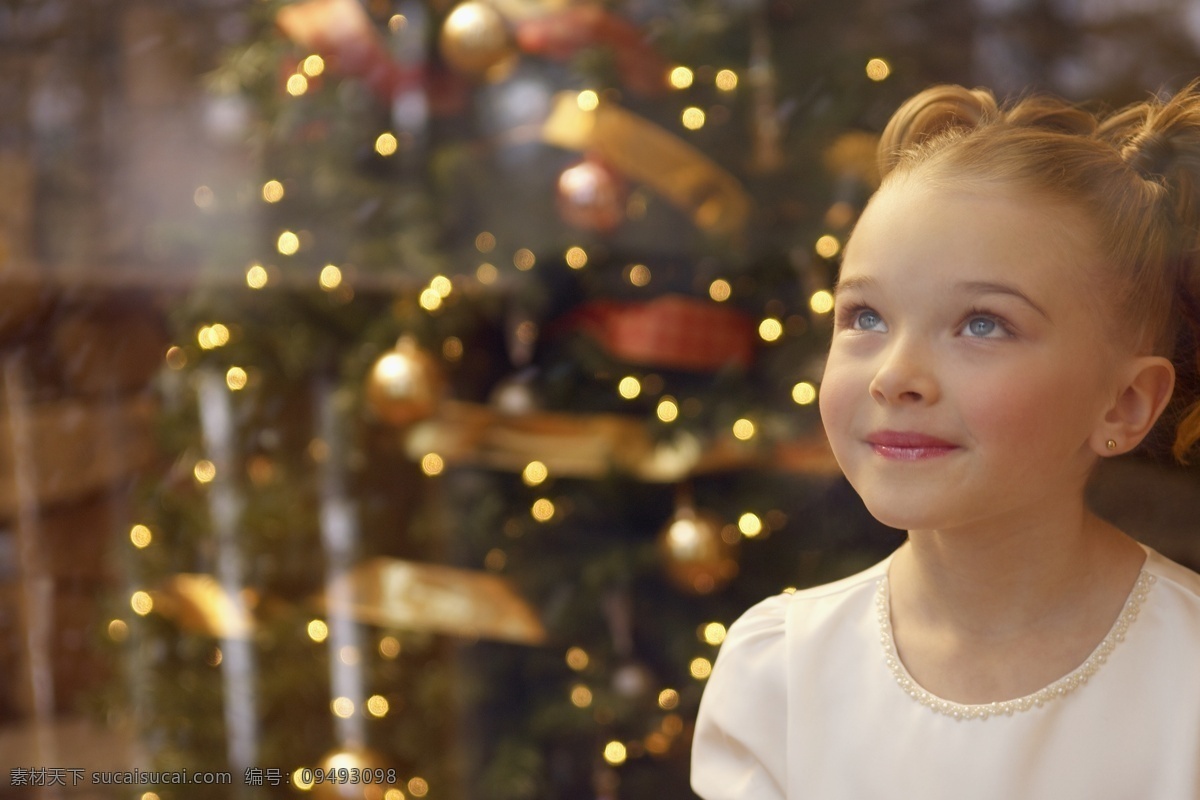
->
[419,288,443,311]
[307,619,329,642]
[421,453,444,475]
[367,694,390,717]
[165,345,187,369]
[277,230,300,255]
[739,512,763,538]
[645,731,671,755]
[656,397,679,423]
[662,713,684,735]
[570,684,593,708]
[388,14,407,31]
[690,657,713,679]
[732,418,755,441]
[379,636,401,659]
[476,262,498,284]
[709,278,732,302]
[715,69,738,91]
[142,793,160,800]
[207,647,223,667]
[758,318,783,342]
[513,248,536,270]
[810,290,835,314]
[226,366,248,391]
[130,524,152,549]
[319,264,343,290]
[681,106,706,130]
[262,180,284,203]
[701,622,728,645]
[531,498,555,522]
[522,460,548,486]
[577,90,600,111]
[669,66,694,89]
[108,619,129,642]
[430,275,453,297]
[293,767,313,789]
[384,791,403,800]
[618,376,642,399]
[815,234,841,259]
[286,74,308,96]
[565,246,588,269]
[194,460,217,483]
[475,231,496,252]
[866,57,892,81]
[130,591,153,616]
[484,548,507,571]
[339,645,360,666]
[331,697,354,718]
[302,54,325,76]
[375,132,399,156]
[246,264,269,289]
[566,646,590,671]
[628,263,651,286]
[657,688,680,710]
[407,777,429,797]
[443,336,464,362]
[792,381,818,405]
[603,741,628,766]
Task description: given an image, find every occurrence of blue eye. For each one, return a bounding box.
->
[855,310,882,330]
[966,317,996,337]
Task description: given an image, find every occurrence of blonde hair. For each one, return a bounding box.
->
[874,82,1200,465]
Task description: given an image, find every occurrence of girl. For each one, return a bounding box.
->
[691,82,1200,799]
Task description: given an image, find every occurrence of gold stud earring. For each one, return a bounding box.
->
[1106,439,1117,451]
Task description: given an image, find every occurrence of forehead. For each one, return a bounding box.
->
[838,176,1101,305]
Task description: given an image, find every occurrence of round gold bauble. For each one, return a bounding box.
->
[439,1,514,78]
[310,746,393,800]
[364,336,444,426]
[657,505,738,595]
[556,157,627,233]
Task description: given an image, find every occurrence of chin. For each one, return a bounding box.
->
[853,484,950,532]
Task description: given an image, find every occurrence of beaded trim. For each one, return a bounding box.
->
[875,570,1156,721]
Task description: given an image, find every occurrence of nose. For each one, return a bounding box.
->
[868,335,940,405]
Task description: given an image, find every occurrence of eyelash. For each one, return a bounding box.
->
[834,303,1014,338]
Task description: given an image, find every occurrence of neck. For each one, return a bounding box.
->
[889,503,1144,640]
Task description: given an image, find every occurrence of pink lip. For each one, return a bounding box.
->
[866,430,959,461]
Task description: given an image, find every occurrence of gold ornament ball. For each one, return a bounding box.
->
[311,746,394,800]
[365,336,445,426]
[439,1,514,78]
[657,505,738,595]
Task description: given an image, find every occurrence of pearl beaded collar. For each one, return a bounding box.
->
[875,571,1157,721]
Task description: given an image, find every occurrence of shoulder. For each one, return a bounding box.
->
[1144,546,1200,600]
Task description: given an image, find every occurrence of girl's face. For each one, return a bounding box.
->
[819,176,1121,532]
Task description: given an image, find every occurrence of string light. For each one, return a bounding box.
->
[379,636,401,659]
[339,645,360,666]
[701,622,727,645]
[709,279,731,302]
[628,264,651,286]
[261,180,284,203]
[292,768,313,789]
[577,90,599,111]
[367,695,390,717]
[331,697,354,718]
[421,453,444,475]
[792,381,818,405]
[732,418,755,440]
[207,647,223,667]
[715,69,738,91]
[388,14,407,31]
[810,290,835,314]
[656,396,679,422]
[419,288,443,311]
[475,231,496,252]
[302,55,325,76]
[165,346,187,369]
[246,264,268,288]
[443,337,464,361]
[603,741,627,766]
[375,132,398,156]
[130,524,152,548]
[566,647,590,671]
[815,234,841,258]
[476,263,498,284]
[286,74,308,96]
[531,498,555,522]
[407,778,429,797]
[108,620,129,641]
[277,230,300,255]
[565,246,588,269]
[194,460,217,483]
[618,376,642,399]
[681,107,706,130]
[522,460,548,486]
[307,620,329,642]
[570,684,593,708]
[738,512,763,538]
[669,66,694,89]
[657,688,680,710]
[130,591,153,616]
[226,366,248,390]
[690,657,713,679]
[430,275,453,297]
[198,323,230,349]
[513,248,536,270]
[758,318,783,342]
[866,57,891,81]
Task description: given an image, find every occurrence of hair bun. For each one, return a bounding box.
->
[877,85,998,179]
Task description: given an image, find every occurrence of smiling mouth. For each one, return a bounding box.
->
[869,443,959,461]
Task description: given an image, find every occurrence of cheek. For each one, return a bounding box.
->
[958,364,1093,451]
[818,353,858,437]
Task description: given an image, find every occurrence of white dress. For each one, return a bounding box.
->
[691,544,1200,800]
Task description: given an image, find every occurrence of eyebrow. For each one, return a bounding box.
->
[833,275,1050,320]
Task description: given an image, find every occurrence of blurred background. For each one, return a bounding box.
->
[2,0,1200,797]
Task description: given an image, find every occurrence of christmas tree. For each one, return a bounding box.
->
[60,1,1199,800]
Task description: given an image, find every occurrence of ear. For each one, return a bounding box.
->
[1095,355,1176,455]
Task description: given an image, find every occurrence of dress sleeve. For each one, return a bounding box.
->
[690,592,790,800]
